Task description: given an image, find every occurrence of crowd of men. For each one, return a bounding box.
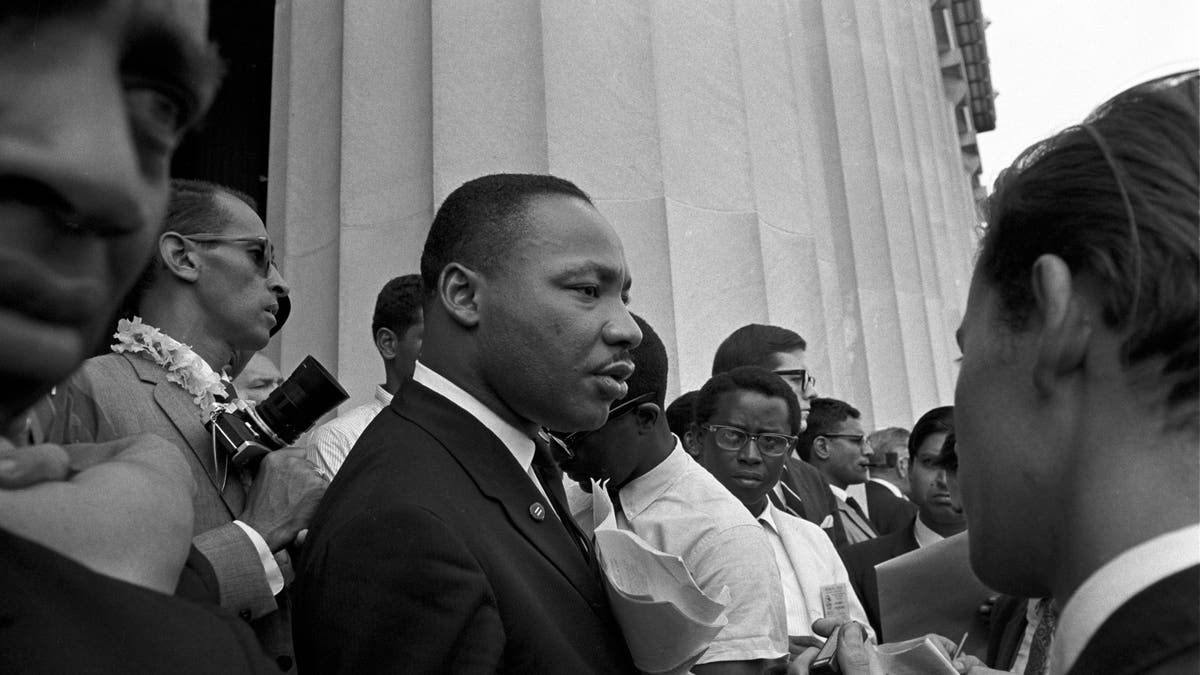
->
[0,2,1196,674]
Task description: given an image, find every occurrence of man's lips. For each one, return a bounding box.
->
[594,360,634,381]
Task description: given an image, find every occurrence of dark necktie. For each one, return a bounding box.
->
[845,495,869,523]
[1023,598,1058,675]
[532,434,593,563]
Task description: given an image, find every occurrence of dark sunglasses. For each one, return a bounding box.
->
[551,391,658,451]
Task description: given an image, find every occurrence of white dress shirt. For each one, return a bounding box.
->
[758,502,875,640]
[307,384,392,478]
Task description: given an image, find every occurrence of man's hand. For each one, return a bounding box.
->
[0,437,70,487]
[239,448,329,552]
[789,620,986,675]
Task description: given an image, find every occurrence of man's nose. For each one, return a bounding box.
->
[268,263,291,297]
[603,304,642,350]
[738,439,764,463]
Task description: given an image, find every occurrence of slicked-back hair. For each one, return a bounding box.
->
[123,179,259,317]
[980,71,1198,428]
[420,173,593,295]
[372,274,423,338]
[868,427,909,454]
[908,406,954,460]
[665,391,699,442]
[711,324,807,376]
[619,313,669,409]
[796,397,861,462]
[693,366,802,437]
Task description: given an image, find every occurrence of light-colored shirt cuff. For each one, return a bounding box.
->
[233,519,285,596]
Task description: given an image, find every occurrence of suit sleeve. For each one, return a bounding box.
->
[294,503,504,675]
[193,524,279,619]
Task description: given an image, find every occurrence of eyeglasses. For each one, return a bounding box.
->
[176,233,277,277]
[553,391,658,450]
[821,433,866,447]
[700,424,797,458]
[772,368,817,394]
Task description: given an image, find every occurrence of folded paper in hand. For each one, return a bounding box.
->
[874,636,959,675]
[588,481,730,675]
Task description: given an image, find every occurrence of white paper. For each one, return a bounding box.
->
[588,481,731,675]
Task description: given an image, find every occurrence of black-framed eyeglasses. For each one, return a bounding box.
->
[821,433,866,447]
[772,368,816,394]
[176,232,277,277]
[700,423,797,458]
[552,391,657,450]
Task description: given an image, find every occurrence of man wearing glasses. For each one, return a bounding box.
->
[559,315,788,674]
[693,366,872,660]
[795,398,878,546]
[41,179,326,672]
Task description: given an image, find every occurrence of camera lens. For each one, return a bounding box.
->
[254,356,348,445]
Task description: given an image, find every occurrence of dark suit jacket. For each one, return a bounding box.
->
[838,518,918,640]
[774,456,848,548]
[0,526,271,674]
[865,480,917,537]
[44,353,292,670]
[1068,564,1199,675]
[293,381,636,674]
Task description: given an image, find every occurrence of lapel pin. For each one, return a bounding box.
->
[529,502,546,522]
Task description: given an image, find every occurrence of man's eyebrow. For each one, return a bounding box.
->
[123,18,225,122]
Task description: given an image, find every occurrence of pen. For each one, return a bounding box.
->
[952,631,969,660]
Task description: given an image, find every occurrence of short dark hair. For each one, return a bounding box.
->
[665,390,699,441]
[693,366,802,437]
[980,71,1198,427]
[711,324,807,375]
[371,274,423,338]
[619,314,668,409]
[420,173,593,295]
[124,179,259,317]
[934,432,958,473]
[909,406,954,460]
[796,397,861,462]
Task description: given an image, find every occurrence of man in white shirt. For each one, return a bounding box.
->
[307,274,423,477]
[294,173,641,673]
[561,315,789,674]
[691,366,872,663]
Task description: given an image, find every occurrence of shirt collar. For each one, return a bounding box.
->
[1052,523,1200,674]
[374,384,393,406]
[758,501,783,532]
[912,515,944,549]
[617,437,686,521]
[828,483,849,501]
[411,360,536,473]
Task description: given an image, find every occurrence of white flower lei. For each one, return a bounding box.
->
[112,316,246,420]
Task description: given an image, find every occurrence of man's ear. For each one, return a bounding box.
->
[375,327,398,360]
[896,455,909,480]
[158,232,201,283]
[632,402,660,433]
[437,263,482,328]
[1030,254,1092,395]
[812,436,831,460]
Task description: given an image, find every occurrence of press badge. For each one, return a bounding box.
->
[820,583,851,622]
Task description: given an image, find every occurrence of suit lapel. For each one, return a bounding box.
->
[838,497,877,541]
[400,382,607,612]
[126,354,239,518]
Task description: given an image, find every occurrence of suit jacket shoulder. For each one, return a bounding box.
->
[295,381,635,674]
[865,481,917,537]
[1068,564,1199,675]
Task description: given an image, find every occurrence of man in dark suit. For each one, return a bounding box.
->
[840,406,964,639]
[294,174,641,674]
[710,324,847,547]
[42,179,325,671]
[0,2,271,671]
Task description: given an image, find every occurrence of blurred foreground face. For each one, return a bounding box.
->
[0,0,217,422]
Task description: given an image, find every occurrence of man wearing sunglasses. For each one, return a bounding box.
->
[796,398,879,546]
[560,315,788,674]
[41,179,324,671]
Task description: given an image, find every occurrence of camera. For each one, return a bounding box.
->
[212,355,348,469]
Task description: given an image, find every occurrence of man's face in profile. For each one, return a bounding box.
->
[476,194,642,433]
[0,0,218,422]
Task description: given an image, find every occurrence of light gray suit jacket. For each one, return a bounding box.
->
[48,352,290,669]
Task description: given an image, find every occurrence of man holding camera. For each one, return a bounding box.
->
[42,179,326,673]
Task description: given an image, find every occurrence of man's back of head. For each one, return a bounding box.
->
[371,273,424,392]
[866,426,910,496]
